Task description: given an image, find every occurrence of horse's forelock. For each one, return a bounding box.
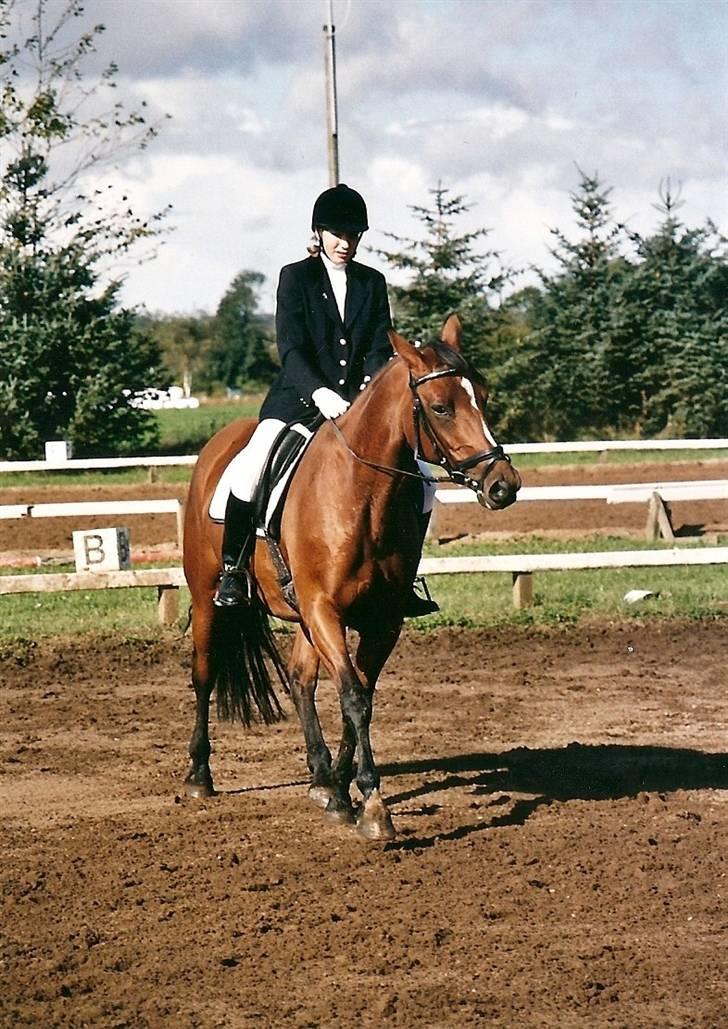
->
[427,339,486,387]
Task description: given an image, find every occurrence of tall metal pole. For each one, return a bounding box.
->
[323,0,339,186]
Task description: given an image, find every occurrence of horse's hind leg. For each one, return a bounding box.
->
[184,599,216,798]
[288,628,350,818]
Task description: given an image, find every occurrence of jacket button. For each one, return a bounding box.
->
[339,359,346,366]
[338,378,345,386]
[339,338,347,345]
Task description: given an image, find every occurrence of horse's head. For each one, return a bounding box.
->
[388,314,521,510]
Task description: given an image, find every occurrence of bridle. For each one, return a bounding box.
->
[329,361,511,498]
[409,366,511,493]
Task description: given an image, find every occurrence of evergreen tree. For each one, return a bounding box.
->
[497,170,631,439]
[209,270,277,390]
[615,185,728,437]
[0,0,167,458]
[375,183,513,369]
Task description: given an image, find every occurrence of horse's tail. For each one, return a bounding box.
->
[211,595,289,727]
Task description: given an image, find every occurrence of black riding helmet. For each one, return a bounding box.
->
[311,183,369,234]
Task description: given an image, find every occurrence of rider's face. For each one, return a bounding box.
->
[320,228,362,266]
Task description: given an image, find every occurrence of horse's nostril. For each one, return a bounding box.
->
[490,481,509,502]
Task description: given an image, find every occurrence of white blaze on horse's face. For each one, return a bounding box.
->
[460,376,498,447]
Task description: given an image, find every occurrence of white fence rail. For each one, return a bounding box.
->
[1,444,726,618]
[419,545,728,608]
[0,567,186,625]
[506,438,728,455]
[0,499,185,548]
[0,455,197,473]
[2,545,727,617]
[2,437,728,474]
[434,479,728,505]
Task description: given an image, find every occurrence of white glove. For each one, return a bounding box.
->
[312,387,350,420]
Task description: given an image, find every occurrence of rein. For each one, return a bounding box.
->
[329,364,511,494]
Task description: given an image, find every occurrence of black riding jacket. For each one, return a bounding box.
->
[259,255,393,424]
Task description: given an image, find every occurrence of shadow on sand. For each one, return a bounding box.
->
[379,742,728,850]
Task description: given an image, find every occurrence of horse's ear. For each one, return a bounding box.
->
[388,329,430,372]
[441,313,462,351]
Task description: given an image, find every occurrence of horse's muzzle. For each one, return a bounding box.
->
[477,463,521,510]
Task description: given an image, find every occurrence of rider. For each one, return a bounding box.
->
[212,183,439,617]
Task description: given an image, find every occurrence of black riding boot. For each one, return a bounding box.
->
[212,495,256,608]
[403,512,440,617]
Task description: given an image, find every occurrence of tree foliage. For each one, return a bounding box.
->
[375,183,513,370]
[614,187,728,437]
[379,174,727,442]
[495,171,632,439]
[208,270,276,391]
[0,0,167,458]
[496,173,728,440]
[137,310,216,398]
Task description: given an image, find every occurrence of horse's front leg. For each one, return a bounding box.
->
[288,627,343,814]
[308,600,397,841]
[184,599,216,798]
[347,619,402,840]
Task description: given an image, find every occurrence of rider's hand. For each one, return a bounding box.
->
[312,387,350,420]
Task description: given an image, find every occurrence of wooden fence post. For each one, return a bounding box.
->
[512,571,533,609]
[157,585,179,626]
[645,491,675,541]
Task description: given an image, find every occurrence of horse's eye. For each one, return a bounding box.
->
[430,402,452,417]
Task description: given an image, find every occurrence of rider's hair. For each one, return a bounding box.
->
[307,233,321,257]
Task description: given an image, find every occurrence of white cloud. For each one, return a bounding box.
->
[39,0,723,314]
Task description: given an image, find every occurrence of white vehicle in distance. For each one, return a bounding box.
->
[125,387,200,410]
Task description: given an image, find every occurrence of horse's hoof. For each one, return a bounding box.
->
[324,799,356,826]
[184,777,215,799]
[356,791,396,841]
[308,784,334,809]
[356,814,396,841]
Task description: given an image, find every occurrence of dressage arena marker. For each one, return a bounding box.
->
[72,527,131,573]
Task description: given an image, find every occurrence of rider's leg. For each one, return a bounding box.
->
[213,493,256,607]
[402,471,440,618]
[213,419,285,608]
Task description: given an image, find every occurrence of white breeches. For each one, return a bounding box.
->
[221,418,286,503]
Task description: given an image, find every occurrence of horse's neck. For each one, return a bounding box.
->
[341,359,410,466]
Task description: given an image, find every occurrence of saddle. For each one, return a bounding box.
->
[253,419,319,540]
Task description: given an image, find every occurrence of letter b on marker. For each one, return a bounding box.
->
[72,527,131,572]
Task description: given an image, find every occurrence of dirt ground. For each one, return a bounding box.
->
[1,623,727,1028]
[1,460,727,1027]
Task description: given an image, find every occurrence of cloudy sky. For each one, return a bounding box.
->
[16,0,728,315]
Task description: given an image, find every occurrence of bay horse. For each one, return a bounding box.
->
[182,315,521,840]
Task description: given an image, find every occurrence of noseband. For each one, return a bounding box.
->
[409,366,511,494]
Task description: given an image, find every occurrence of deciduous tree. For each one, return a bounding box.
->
[0,0,167,458]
